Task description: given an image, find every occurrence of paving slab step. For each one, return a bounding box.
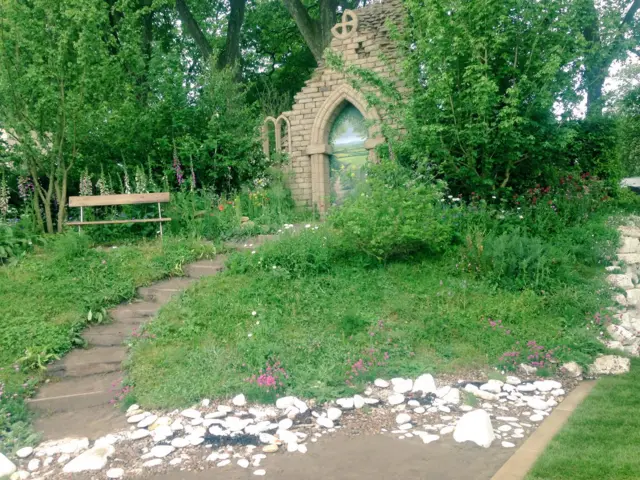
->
[82,322,139,347]
[29,371,122,413]
[137,277,195,303]
[34,404,128,441]
[184,258,226,279]
[48,346,126,378]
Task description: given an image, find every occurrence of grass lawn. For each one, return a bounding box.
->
[128,221,615,408]
[527,359,640,480]
[0,234,214,450]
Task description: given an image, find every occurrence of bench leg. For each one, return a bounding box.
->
[79,207,83,234]
[158,202,163,238]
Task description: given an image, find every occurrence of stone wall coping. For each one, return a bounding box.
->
[306,144,333,155]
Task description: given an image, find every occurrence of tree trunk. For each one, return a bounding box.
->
[583,0,640,118]
[32,193,44,233]
[176,0,213,61]
[217,0,247,69]
[281,0,328,63]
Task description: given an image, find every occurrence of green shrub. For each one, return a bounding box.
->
[329,162,453,263]
[460,228,575,291]
[227,227,333,277]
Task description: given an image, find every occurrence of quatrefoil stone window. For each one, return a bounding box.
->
[331,10,359,39]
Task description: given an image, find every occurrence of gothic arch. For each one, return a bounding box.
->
[308,84,381,149]
[262,115,292,158]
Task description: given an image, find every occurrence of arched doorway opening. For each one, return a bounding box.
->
[328,103,368,205]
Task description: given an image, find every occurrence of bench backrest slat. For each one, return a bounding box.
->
[69,193,170,208]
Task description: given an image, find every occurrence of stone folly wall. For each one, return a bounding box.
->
[604,223,640,357]
[263,0,405,212]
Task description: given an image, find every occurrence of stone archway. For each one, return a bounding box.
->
[307,85,383,211]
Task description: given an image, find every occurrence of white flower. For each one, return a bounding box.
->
[453,198,460,202]
[440,199,445,202]
[447,195,453,199]
[492,196,496,199]
[272,266,277,269]
[305,224,311,228]
[248,333,253,338]
[256,321,260,325]
[519,215,523,219]
[252,311,257,316]
[251,251,256,255]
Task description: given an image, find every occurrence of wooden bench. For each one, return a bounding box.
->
[67,193,172,236]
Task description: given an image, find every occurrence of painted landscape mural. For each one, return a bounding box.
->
[328,104,368,205]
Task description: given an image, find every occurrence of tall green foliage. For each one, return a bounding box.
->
[400,0,584,196]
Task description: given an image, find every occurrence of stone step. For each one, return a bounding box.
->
[48,346,127,378]
[184,258,226,279]
[29,371,122,413]
[108,301,159,324]
[34,404,128,442]
[82,322,139,347]
[137,277,195,303]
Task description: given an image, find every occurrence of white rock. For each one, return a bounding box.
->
[169,458,182,466]
[10,471,29,480]
[502,384,515,392]
[364,397,380,405]
[152,425,173,441]
[496,416,518,422]
[516,384,536,392]
[551,388,565,397]
[279,418,293,430]
[387,394,405,405]
[142,459,163,468]
[453,410,495,448]
[170,420,184,431]
[439,426,454,435]
[171,437,190,448]
[534,380,562,392]
[526,397,550,411]
[106,467,125,479]
[398,423,413,431]
[442,388,461,405]
[374,379,390,388]
[127,412,149,424]
[480,380,503,394]
[529,414,544,422]
[506,376,521,385]
[412,374,436,394]
[498,425,512,432]
[419,434,440,444]
[218,405,233,414]
[590,355,631,375]
[62,445,115,473]
[502,441,515,448]
[275,396,297,409]
[396,413,411,424]
[16,448,33,459]
[36,437,89,456]
[58,454,70,464]
[217,459,231,467]
[460,405,473,412]
[298,444,308,453]
[254,470,266,476]
[201,398,210,407]
[27,459,39,472]
[407,400,420,407]
[204,412,226,419]
[414,407,426,414]
[293,398,308,413]
[150,445,175,458]
[464,384,479,393]
[353,395,365,409]
[607,274,634,289]
[327,408,342,421]
[235,459,249,468]
[316,417,334,429]
[138,414,158,429]
[181,409,201,419]
[336,398,354,409]
[473,390,499,401]
[391,378,413,394]
[126,404,140,414]
[232,394,247,407]
[519,364,538,375]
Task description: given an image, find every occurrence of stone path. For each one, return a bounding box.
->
[28,235,277,441]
